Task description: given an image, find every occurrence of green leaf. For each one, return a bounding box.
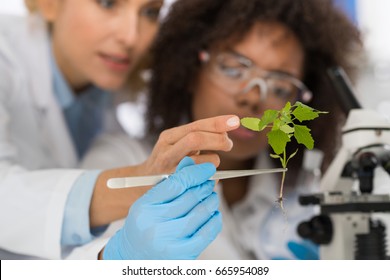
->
[280,124,294,135]
[258,109,279,130]
[294,125,314,149]
[286,148,299,165]
[281,114,292,124]
[240,117,261,131]
[281,102,291,115]
[295,102,329,115]
[267,129,290,155]
[292,102,319,122]
[281,102,293,123]
[272,119,282,131]
[270,154,281,159]
[270,154,284,166]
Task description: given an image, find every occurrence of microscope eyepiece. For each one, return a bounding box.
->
[326,66,361,114]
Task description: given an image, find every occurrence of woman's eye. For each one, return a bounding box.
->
[267,77,297,100]
[96,0,116,9]
[269,83,297,100]
[219,65,245,79]
[272,87,292,99]
[141,6,162,21]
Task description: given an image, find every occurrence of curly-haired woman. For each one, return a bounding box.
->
[147,0,362,259]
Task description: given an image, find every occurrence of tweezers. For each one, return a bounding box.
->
[107,168,287,189]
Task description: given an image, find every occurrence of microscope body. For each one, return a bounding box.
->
[299,109,390,259]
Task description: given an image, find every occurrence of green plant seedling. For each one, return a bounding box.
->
[241,101,328,210]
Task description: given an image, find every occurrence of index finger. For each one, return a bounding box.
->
[161,115,240,145]
[145,162,216,204]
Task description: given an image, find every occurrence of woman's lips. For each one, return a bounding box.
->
[99,53,131,72]
[229,126,258,140]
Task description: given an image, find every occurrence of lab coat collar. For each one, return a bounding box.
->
[49,45,75,109]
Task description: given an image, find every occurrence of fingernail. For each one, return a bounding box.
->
[226,116,239,127]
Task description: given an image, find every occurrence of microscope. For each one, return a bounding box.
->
[298,67,390,259]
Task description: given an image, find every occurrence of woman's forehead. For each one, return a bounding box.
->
[215,22,305,76]
[211,21,298,50]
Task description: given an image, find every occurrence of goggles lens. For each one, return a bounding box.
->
[201,51,312,104]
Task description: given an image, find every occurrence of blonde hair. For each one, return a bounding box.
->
[25,0,39,12]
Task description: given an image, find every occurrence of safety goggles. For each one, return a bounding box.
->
[199,50,312,105]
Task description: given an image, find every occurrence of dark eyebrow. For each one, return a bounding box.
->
[226,49,253,67]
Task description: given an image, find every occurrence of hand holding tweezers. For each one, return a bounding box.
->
[107,168,287,189]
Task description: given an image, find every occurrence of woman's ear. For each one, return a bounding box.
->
[36,0,61,22]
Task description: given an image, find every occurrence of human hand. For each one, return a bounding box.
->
[140,115,240,175]
[273,240,319,260]
[288,240,319,260]
[102,157,222,259]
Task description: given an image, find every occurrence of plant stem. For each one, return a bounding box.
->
[277,149,287,211]
[279,169,286,199]
[278,170,286,211]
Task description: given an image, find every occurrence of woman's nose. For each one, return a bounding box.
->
[235,79,267,113]
[242,78,268,101]
[117,12,138,48]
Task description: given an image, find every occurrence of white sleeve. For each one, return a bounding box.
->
[64,220,124,260]
[0,39,85,260]
[81,133,150,169]
[0,166,85,259]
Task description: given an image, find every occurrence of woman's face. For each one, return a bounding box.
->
[41,0,163,91]
[192,22,305,162]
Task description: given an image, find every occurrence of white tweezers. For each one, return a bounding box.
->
[107,168,287,189]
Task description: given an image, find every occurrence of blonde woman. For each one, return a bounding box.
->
[0,0,239,259]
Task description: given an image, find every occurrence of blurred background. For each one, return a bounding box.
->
[1,0,389,123]
[1,0,389,258]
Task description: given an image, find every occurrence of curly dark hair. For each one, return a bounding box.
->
[147,0,362,178]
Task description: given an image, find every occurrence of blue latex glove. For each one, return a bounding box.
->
[273,240,319,260]
[103,157,222,260]
[288,240,319,260]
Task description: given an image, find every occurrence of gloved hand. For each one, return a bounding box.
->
[288,240,319,260]
[103,157,222,260]
[273,240,319,260]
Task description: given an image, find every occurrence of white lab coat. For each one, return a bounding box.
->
[0,13,131,259]
[81,129,315,260]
